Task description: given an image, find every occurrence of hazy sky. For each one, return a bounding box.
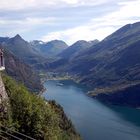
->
[0,0,140,44]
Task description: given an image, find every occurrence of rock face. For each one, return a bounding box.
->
[0,73,8,101]
[0,73,8,112]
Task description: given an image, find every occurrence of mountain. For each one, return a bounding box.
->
[0,74,8,115]
[58,40,99,59]
[0,35,69,70]
[1,22,140,107]
[0,34,48,70]
[73,22,140,87]
[2,49,43,92]
[49,21,140,107]
[0,37,9,43]
[30,40,68,58]
[4,34,37,59]
[2,35,41,63]
[49,40,99,69]
[0,35,47,92]
[0,36,81,139]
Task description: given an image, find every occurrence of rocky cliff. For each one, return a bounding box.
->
[0,73,8,119]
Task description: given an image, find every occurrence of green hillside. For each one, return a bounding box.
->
[0,74,80,140]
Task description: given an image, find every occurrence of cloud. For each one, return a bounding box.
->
[0,0,84,10]
[0,17,56,25]
[90,0,140,28]
[0,0,140,43]
[41,0,140,44]
[0,0,129,10]
[110,0,140,19]
[41,26,114,45]
[0,17,56,38]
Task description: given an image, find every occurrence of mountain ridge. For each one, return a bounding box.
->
[48,21,140,107]
[30,39,68,58]
[58,39,99,59]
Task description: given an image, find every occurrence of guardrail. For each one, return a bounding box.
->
[0,125,36,140]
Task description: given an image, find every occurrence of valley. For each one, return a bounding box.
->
[1,22,140,107]
[1,0,140,139]
[0,21,140,140]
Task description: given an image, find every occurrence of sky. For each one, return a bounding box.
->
[0,0,140,45]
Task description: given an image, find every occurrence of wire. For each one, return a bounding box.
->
[0,129,22,140]
[0,134,8,140]
[0,125,36,140]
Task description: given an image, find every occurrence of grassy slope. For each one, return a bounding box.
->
[1,74,80,140]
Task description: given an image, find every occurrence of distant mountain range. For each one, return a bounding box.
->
[0,21,140,106]
[30,40,68,58]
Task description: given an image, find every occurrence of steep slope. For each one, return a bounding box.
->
[31,40,68,58]
[4,35,38,60]
[0,35,47,70]
[58,40,99,59]
[49,22,140,106]
[0,73,8,121]
[49,40,99,70]
[3,49,43,92]
[0,37,9,43]
[0,74,8,101]
[0,74,81,140]
[73,22,140,87]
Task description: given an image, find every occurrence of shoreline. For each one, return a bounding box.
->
[45,77,72,81]
[42,76,140,109]
[39,87,47,96]
[38,75,80,96]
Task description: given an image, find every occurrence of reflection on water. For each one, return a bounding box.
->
[43,80,140,140]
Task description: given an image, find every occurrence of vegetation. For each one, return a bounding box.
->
[0,74,80,140]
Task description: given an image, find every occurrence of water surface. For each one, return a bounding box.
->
[43,80,140,140]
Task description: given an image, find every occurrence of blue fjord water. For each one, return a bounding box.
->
[43,80,140,140]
